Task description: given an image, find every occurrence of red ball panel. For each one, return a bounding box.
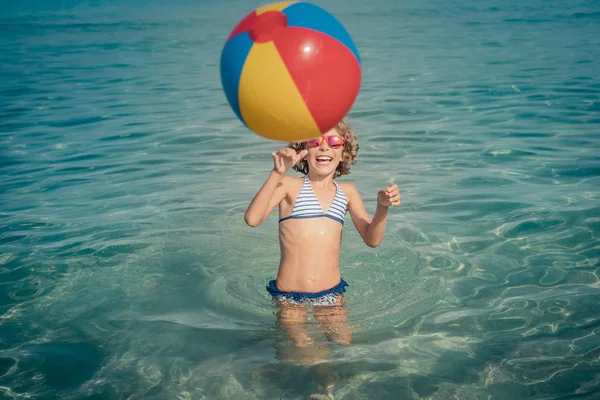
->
[273,27,361,133]
[226,10,258,42]
[248,11,288,43]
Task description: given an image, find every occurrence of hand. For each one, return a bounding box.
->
[272,148,308,174]
[377,183,401,207]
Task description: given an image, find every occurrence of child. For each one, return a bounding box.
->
[244,119,400,349]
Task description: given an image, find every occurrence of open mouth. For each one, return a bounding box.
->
[316,156,333,165]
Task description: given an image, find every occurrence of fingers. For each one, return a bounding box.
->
[274,148,287,157]
[385,184,399,197]
[275,147,295,158]
[282,147,295,157]
[275,148,307,156]
[274,147,307,164]
[273,147,305,173]
[293,149,308,164]
[388,194,401,205]
[272,151,284,163]
[272,152,282,170]
[383,183,401,206]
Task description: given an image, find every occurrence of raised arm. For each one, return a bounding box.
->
[345,182,400,247]
[244,148,307,227]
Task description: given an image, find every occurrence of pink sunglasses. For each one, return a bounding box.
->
[305,135,345,149]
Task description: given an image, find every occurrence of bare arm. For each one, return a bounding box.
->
[244,148,307,227]
[244,170,287,227]
[345,183,401,247]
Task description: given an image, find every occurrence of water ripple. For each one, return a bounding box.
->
[1,0,599,398]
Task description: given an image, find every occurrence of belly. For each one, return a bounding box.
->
[276,217,343,292]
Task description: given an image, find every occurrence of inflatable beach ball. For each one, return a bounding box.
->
[220,1,361,142]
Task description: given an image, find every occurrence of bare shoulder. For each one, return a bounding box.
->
[338,182,360,207]
[279,174,304,192]
[278,175,304,205]
[281,174,303,185]
[337,181,360,201]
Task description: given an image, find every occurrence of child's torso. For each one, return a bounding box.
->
[276,176,348,293]
[279,175,348,224]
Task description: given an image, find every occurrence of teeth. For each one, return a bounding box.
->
[317,157,332,161]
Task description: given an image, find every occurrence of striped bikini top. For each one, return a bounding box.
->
[279,175,348,225]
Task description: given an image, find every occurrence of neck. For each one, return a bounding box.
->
[307,171,335,187]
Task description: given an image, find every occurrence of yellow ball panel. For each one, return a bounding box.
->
[239,41,321,141]
[256,1,297,15]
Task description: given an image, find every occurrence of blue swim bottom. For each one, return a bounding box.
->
[266,279,349,306]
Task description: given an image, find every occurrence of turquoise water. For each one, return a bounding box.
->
[1,0,599,398]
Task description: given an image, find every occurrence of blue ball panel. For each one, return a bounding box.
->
[220,31,254,124]
[283,2,361,64]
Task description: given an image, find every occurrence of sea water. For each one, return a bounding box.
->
[1,0,599,398]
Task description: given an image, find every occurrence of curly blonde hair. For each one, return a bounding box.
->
[288,119,359,178]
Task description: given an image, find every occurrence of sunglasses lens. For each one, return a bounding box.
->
[305,136,344,148]
[306,138,320,148]
[328,136,344,148]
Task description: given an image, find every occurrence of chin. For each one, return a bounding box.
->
[310,164,338,176]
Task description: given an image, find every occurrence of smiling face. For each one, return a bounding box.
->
[304,128,344,178]
[288,118,358,178]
